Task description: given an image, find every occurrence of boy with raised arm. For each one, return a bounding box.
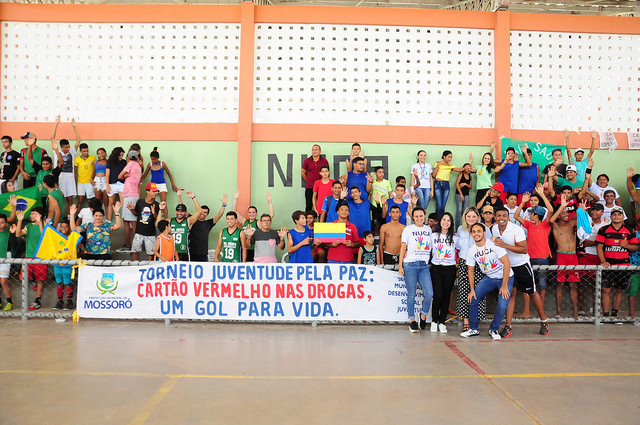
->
[51,115,81,212]
[187,194,228,262]
[564,130,596,185]
[170,189,203,261]
[16,207,46,310]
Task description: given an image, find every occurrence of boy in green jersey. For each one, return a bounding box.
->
[0,214,15,310]
[16,207,46,310]
[214,211,247,263]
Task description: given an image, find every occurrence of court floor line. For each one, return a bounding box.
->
[1,369,639,380]
[128,376,180,425]
[445,341,543,425]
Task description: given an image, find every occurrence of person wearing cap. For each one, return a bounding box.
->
[596,206,639,318]
[51,115,82,212]
[480,205,496,232]
[169,188,203,261]
[564,130,596,186]
[493,144,532,203]
[117,150,144,253]
[547,163,595,221]
[477,182,504,212]
[491,206,549,337]
[18,131,49,189]
[515,184,555,318]
[128,182,161,261]
[579,202,607,269]
[0,135,20,193]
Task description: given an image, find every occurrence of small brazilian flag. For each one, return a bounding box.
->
[0,186,42,216]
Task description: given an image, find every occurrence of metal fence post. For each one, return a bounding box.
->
[21,263,29,322]
[594,267,602,326]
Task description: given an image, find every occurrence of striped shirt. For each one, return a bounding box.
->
[595,224,638,265]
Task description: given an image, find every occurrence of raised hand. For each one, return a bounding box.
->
[579,198,588,211]
[628,167,635,178]
[277,226,287,238]
[340,187,348,199]
[71,117,76,127]
[233,191,240,200]
[535,183,545,196]
[547,165,557,178]
[9,223,16,234]
[265,191,272,203]
[51,140,59,151]
[591,130,597,139]
[411,192,418,206]
[563,129,570,138]
[127,201,135,211]
[158,201,167,212]
[221,193,229,205]
[16,211,24,221]
[8,195,16,207]
[27,138,35,147]
[366,173,373,183]
[55,114,61,124]
[522,192,531,204]
[186,191,195,199]
[560,194,568,208]
[245,225,256,237]
[69,204,77,216]
[176,187,184,197]
[114,201,121,212]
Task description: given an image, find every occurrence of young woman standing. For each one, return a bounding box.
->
[429,212,458,333]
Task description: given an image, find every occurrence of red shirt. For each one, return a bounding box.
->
[302,156,329,189]
[596,223,638,265]
[313,178,334,213]
[523,219,551,259]
[327,221,359,262]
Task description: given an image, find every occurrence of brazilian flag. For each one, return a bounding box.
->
[0,186,42,217]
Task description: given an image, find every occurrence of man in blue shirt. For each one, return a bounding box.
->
[343,157,372,201]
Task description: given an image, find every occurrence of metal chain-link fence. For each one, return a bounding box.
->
[0,259,638,325]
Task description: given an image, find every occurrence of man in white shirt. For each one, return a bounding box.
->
[491,207,549,338]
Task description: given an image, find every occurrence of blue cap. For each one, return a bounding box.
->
[533,206,547,217]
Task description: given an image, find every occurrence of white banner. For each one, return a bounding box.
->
[599,132,618,152]
[628,132,640,150]
[77,263,429,322]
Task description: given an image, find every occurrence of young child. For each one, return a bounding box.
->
[312,165,334,215]
[287,210,314,263]
[141,147,179,219]
[357,230,378,265]
[504,192,520,225]
[94,148,108,209]
[74,142,96,210]
[53,219,77,310]
[16,207,46,310]
[154,220,178,262]
[0,214,15,311]
[345,142,367,172]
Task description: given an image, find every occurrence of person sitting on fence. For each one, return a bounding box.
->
[16,207,46,310]
[154,220,178,262]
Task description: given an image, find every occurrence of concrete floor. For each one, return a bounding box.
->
[0,320,639,425]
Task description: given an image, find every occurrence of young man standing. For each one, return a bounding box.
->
[326,202,359,264]
[51,116,81,212]
[170,191,203,261]
[343,157,372,201]
[320,181,343,223]
[382,184,412,226]
[491,207,549,337]
[74,142,96,209]
[214,211,246,263]
[347,186,371,239]
[378,205,405,267]
[302,144,329,212]
[494,145,532,203]
[129,182,161,261]
[19,132,49,189]
[189,197,227,262]
[0,135,20,192]
[596,207,639,317]
[564,130,596,186]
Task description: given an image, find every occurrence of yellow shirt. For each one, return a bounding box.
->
[74,155,96,184]
[435,163,456,181]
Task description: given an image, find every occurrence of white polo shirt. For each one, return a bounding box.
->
[490,221,529,267]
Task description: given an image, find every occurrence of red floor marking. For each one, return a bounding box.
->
[444,341,486,376]
[436,338,640,343]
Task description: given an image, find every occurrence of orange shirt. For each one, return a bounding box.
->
[156,233,176,261]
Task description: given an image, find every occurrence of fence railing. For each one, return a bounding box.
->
[0,258,638,325]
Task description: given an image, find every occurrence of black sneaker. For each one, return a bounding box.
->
[28,300,41,310]
[499,325,513,338]
[64,301,75,311]
[419,315,427,330]
[53,301,64,310]
[409,321,419,333]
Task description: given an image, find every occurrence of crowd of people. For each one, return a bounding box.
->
[0,123,638,340]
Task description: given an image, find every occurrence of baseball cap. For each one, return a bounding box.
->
[491,182,504,193]
[21,131,36,139]
[610,206,625,215]
[175,204,187,212]
[574,148,585,154]
[533,206,547,217]
[590,203,604,211]
[482,205,494,213]
[128,150,139,160]
[145,182,158,191]
[566,164,577,172]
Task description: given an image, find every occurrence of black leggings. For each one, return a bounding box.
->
[430,264,457,324]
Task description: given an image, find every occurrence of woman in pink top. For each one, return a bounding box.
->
[118,150,144,251]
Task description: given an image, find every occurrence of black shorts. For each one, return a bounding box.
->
[512,263,536,294]
[189,253,209,262]
[371,204,383,225]
[178,252,190,262]
[602,270,630,290]
[383,252,399,266]
[246,249,255,262]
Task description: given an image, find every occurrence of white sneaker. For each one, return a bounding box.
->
[489,330,501,340]
[460,329,480,338]
[438,323,448,333]
[430,322,438,332]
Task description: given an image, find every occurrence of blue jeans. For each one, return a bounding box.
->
[469,275,514,332]
[434,180,450,218]
[455,193,470,229]
[415,187,431,210]
[530,258,549,291]
[403,261,433,320]
[328,259,352,264]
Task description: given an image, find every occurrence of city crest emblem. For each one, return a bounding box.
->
[97,273,118,295]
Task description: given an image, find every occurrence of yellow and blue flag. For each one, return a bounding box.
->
[314,222,346,242]
[34,224,83,260]
[0,186,42,216]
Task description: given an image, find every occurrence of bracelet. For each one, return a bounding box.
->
[115,214,120,216]
[585,168,592,174]
[222,204,227,207]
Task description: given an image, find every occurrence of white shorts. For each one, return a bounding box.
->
[155,183,168,193]
[132,234,156,255]
[94,176,107,192]
[59,172,77,197]
[77,182,96,198]
[122,196,138,221]
[108,182,124,197]
[0,252,12,278]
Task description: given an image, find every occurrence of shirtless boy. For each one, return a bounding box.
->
[378,205,405,267]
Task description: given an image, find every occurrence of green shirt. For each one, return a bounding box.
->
[0,229,9,258]
[24,147,45,177]
[476,165,494,190]
[49,188,65,212]
[170,218,189,254]
[36,169,52,198]
[221,227,242,263]
[26,223,42,257]
[371,178,393,207]
[557,177,581,190]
